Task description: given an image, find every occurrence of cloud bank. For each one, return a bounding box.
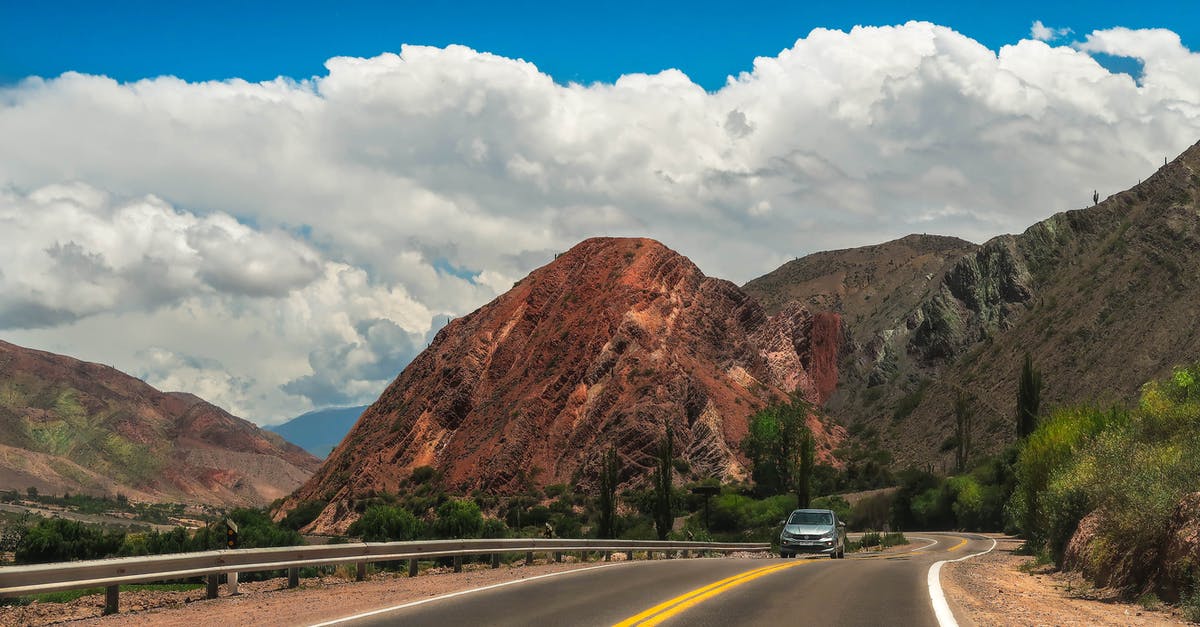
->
[1,21,1198,423]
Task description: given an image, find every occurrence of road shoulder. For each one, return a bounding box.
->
[941,535,1187,625]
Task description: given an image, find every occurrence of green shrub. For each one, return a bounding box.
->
[432,498,483,539]
[15,518,124,564]
[348,505,423,542]
[859,532,882,548]
[280,500,327,531]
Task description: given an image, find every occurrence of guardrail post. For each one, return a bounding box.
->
[453,556,463,573]
[491,553,500,569]
[408,559,418,577]
[625,550,633,561]
[103,585,119,615]
[604,551,611,562]
[228,571,239,596]
[288,566,299,588]
[554,551,562,563]
[206,574,219,599]
[356,562,367,581]
[683,549,690,559]
[525,551,533,565]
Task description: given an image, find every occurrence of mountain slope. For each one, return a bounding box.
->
[283,237,844,533]
[745,139,1200,468]
[0,340,321,506]
[267,406,366,458]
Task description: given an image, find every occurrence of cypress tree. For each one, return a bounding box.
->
[597,447,619,539]
[1017,353,1042,438]
[653,421,674,541]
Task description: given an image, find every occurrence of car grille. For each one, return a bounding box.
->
[787,533,822,540]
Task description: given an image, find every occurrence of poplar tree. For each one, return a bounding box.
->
[1017,353,1042,438]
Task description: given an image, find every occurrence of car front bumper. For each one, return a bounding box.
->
[780,540,837,554]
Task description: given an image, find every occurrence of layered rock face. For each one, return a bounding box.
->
[745,139,1200,468]
[285,238,843,533]
[0,340,321,506]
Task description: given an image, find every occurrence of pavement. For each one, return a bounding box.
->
[315,533,990,627]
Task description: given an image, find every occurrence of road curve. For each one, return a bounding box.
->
[314,533,992,627]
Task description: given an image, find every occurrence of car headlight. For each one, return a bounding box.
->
[820,532,836,541]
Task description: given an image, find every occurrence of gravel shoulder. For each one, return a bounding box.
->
[942,535,1188,626]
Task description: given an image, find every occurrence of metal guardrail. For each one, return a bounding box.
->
[0,538,769,615]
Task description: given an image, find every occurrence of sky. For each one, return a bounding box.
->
[2,3,1199,425]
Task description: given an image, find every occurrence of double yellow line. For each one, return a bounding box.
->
[613,561,806,627]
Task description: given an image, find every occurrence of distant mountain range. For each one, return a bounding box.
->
[745,138,1200,468]
[0,340,321,506]
[267,406,366,459]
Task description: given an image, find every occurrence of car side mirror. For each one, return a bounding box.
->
[838,521,846,528]
[779,520,786,526]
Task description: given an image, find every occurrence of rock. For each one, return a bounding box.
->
[283,238,843,533]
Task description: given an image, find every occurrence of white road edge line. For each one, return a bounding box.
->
[909,536,940,552]
[307,562,626,627]
[928,536,998,627]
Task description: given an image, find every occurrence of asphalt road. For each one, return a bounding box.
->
[316,533,991,627]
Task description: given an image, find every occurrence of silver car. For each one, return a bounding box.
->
[779,508,846,559]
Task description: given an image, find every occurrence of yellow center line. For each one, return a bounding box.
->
[946,538,968,552]
[613,561,806,627]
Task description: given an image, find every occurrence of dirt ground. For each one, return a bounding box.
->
[943,535,1190,626]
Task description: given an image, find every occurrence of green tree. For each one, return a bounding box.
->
[597,446,620,539]
[653,421,674,540]
[741,395,815,508]
[1017,353,1042,438]
[432,498,484,539]
[954,391,975,472]
[797,428,814,509]
[348,505,423,542]
[15,518,125,564]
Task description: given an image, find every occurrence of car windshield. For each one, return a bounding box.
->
[787,511,832,525]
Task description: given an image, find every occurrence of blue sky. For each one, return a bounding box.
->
[3,2,1200,422]
[2,0,1196,89]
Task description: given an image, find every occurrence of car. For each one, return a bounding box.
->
[778,508,846,559]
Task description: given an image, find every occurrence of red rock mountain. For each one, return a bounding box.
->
[0,339,321,506]
[285,238,843,533]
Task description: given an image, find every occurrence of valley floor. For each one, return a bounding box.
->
[944,535,1188,625]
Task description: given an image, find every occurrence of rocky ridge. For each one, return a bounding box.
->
[0,340,321,506]
[284,237,843,533]
[745,139,1200,467]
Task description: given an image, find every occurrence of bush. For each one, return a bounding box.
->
[846,493,892,531]
[431,498,483,539]
[280,500,327,531]
[349,505,423,542]
[15,518,124,564]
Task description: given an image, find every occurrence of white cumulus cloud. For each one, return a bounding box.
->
[1031,20,1072,42]
[1,21,1198,423]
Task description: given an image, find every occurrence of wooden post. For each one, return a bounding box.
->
[206,574,219,599]
[408,559,418,577]
[491,553,501,569]
[604,551,611,562]
[103,585,119,615]
[683,549,691,559]
[554,551,562,563]
[228,571,239,596]
[453,556,463,573]
[525,551,534,566]
[625,551,633,561]
[356,562,367,581]
[288,566,299,588]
